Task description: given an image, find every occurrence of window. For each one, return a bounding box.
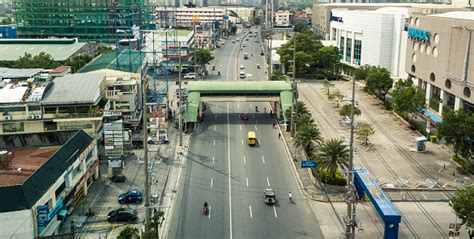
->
[332,28,337,41]
[2,122,24,133]
[346,38,352,63]
[354,40,362,65]
[339,36,345,59]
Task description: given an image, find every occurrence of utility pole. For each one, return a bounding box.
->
[142,66,151,228]
[178,42,183,146]
[345,77,357,239]
[291,33,297,159]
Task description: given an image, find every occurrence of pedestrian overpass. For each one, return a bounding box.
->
[183,81,293,124]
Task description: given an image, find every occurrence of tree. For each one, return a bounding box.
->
[314,46,340,70]
[438,108,474,159]
[294,23,309,33]
[339,104,361,118]
[391,78,425,119]
[253,16,262,25]
[142,211,165,239]
[294,123,322,152]
[278,31,323,77]
[285,101,311,132]
[65,53,93,72]
[97,45,114,55]
[118,226,139,239]
[270,70,287,81]
[322,79,334,95]
[328,89,343,104]
[296,114,315,129]
[356,122,375,145]
[365,67,393,101]
[194,48,214,68]
[317,139,350,178]
[354,65,374,81]
[14,52,59,69]
[449,185,474,228]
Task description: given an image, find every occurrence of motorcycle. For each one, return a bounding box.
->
[203,202,209,215]
[218,71,221,76]
[212,66,216,71]
[255,106,258,112]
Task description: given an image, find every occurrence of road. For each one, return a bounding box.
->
[168,28,324,239]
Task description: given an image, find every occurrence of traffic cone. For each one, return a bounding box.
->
[373,215,378,223]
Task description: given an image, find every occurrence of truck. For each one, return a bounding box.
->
[244,53,249,59]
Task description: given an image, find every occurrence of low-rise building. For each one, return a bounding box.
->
[104,76,141,129]
[275,10,291,26]
[405,11,474,115]
[0,130,99,238]
[0,67,43,81]
[155,7,225,28]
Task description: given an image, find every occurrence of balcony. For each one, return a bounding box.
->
[54,112,103,120]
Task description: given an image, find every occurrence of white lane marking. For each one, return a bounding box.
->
[240,125,242,131]
[249,205,253,218]
[214,140,216,146]
[255,125,258,130]
[243,156,246,164]
[214,125,217,130]
[266,177,270,187]
[211,178,214,188]
[209,206,212,219]
[262,156,265,164]
[212,156,215,164]
[238,104,240,108]
[226,102,233,239]
[216,104,219,109]
[258,139,261,146]
[252,114,255,119]
[273,205,278,218]
[241,139,244,145]
[246,177,249,187]
[215,114,218,119]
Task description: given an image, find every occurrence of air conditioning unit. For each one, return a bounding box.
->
[35,115,42,119]
[3,116,11,120]
[28,115,35,120]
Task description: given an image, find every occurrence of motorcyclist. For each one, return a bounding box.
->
[212,65,216,71]
[255,106,258,112]
[218,71,221,76]
[203,202,208,213]
[288,192,292,200]
[257,64,260,69]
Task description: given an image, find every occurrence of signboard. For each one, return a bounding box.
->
[37,205,49,227]
[301,160,317,168]
[408,28,430,42]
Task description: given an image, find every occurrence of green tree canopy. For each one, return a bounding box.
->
[322,79,334,95]
[270,70,287,81]
[339,104,361,118]
[449,185,474,228]
[314,46,340,70]
[65,53,93,72]
[365,67,393,101]
[317,139,350,178]
[391,78,425,119]
[142,211,164,239]
[278,32,323,77]
[97,45,114,55]
[194,48,214,67]
[295,123,322,152]
[356,122,375,145]
[15,52,59,69]
[438,108,474,159]
[118,226,139,239]
[354,65,374,81]
[294,23,310,33]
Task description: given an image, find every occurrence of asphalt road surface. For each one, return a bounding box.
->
[168,27,324,239]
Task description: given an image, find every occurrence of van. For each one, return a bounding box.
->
[240,71,246,79]
[247,131,256,146]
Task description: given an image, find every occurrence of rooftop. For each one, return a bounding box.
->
[431,11,474,20]
[41,73,105,105]
[0,83,28,104]
[320,3,464,8]
[78,51,144,73]
[0,147,60,186]
[0,67,43,79]
[0,38,87,61]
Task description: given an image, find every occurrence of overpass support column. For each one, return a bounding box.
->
[199,101,203,118]
[275,101,281,120]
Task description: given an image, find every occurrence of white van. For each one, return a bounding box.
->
[240,71,246,79]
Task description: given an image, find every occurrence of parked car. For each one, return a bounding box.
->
[184,73,196,80]
[240,64,245,69]
[107,208,137,223]
[118,190,143,204]
[131,139,144,149]
[111,173,126,183]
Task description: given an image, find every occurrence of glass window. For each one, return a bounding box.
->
[354,40,362,65]
[332,28,337,41]
[339,36,345,59]
[2,122,24,133]
[346,38,352,63]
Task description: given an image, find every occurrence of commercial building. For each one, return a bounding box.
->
[330,7,408,78]
[0,130,98,238]
[13,0,150,41]
[274,10,291,26]
[405,12,474,115]
[0,38,89,62]
[312,3,469,40]
[104,76,141,129]
[155,7,225,28]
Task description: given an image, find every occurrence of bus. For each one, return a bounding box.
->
[247,131,256,146]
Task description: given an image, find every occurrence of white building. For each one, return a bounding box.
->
[0,130,99,238]
[330,7,409,78]
[275,10,291,26]
[156,7,225,28]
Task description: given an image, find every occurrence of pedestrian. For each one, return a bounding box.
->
[278,132,281,139]
[272,121,275,128]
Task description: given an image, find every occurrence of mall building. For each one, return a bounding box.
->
[405,12,474,115]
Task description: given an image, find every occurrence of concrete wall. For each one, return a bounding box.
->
[0,209,34,239]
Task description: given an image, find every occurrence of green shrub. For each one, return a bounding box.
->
[312,167,347,186]
[452,155,474,174]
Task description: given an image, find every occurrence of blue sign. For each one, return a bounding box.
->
[302,160,317,168]
[330,12,343,23]
[408,28,430,42]
[37,205,49,227]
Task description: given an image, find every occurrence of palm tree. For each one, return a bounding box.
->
[294,124,322,152]
[296,114,315,129]
[317,139,350,178]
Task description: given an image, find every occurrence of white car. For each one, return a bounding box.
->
[184,73,196,80]
[240,71,246,79]
[240,65,244,69]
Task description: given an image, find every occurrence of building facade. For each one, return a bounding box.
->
[0,130,99,238]
[274,10,291,26]
[330,7,408,78]
[156,7,225,28]
[405,12,474,115]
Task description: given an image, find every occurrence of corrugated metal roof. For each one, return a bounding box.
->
[431,11,474,21]
[0,39,87,61]
[0,67,43,79]
[188,80,292,93]
[41,73,105,105]
[184,92,200,123]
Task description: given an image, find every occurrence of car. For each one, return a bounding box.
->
[107,208,137,223]
[118,190,143,204]
[240,64,244,69]
[246,38,249,41]
[184,73,196,80]
[254,40,258,43]
[111,173,126,183]
[242,43,246,47]
[239,71,246,79]
[241,113,249,120]
[236,37,240,41]
[264,189,276,204]
[231,40,235,43]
